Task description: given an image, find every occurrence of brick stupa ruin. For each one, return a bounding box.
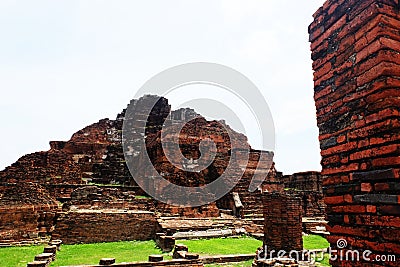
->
[0,95,325,247]
[4,0,399,265]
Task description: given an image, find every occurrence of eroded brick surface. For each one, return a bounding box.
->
[0,183,59,241]
[310,0,400,265]
[52,210,156,244]
[282,172,326,217]
[263,192,303,252]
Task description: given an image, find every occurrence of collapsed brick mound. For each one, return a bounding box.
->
[63,185,151,210]
[0,95,271,193]
[0,183,57,207]
[0,117,124,186]
[0,95,281,220]
[146,116,249,188]
[69,186,135,202]
[0,150,83,184]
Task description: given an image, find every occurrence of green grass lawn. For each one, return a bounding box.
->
[302,235,330,266]
[0,235,330,267]
[0,245,45,267]
[178,236,262,256]
[303,234,330,250]
[50,240,170,266]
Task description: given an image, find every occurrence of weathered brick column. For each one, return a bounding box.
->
[263,192,303,253]
[309,0,400,266]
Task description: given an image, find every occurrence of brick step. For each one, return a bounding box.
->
[243,213,263,217]
[157,218,238,232]
[243,209,263,214]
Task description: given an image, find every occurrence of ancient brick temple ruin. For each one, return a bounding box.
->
[0,94,325,248]
[310,0,400,265]
[2,0,400,266]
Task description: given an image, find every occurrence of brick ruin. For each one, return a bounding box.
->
[52,210,157,244]
[282,171,326,218]
[263,192,303,252]
[0,97,326,266]
[0,150,83,185]
[310,0,400,265]
[0,96,318,266]
[2,0,400,266]
[0,101,326,265]
[0,183,59,241]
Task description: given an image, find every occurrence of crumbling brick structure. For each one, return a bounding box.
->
[50,117,127,185]
[0,183,59,241]
[282,171,322,192]
[263,192,303,253]
[0,95,281,241]
[52,210,157,244]
[124,95,275,216]
[0,150,83,184]
[310,0,400,265]
[0,117,127,187]
[282,172,326,217]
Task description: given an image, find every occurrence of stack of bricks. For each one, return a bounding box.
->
[263,192,303,253]
[309,0,400,265]
[155,233,176,252]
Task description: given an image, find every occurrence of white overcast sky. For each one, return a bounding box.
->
[0,0,326,175]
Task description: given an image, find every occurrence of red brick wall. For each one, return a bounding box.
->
[282,171,322,192]
[0,150,83,184]
[310,0,400,265]
[0,183,59,241]
[52,210,157,244]
[0,205,58,241]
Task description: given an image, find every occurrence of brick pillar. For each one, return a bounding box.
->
[309,0,400,266]
[263,192,303,253]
